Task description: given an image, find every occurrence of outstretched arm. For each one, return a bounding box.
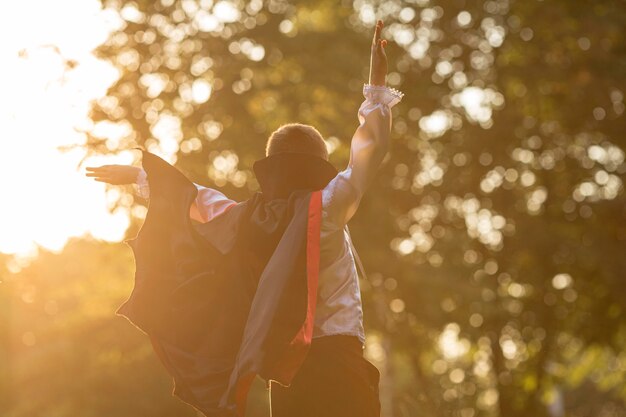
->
[85,164,236,223]
[323,20,403,227]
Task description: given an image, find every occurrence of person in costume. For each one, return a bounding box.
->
[86,19,402,417]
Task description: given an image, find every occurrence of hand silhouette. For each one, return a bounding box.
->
[85,165,141,185]
[369,20,388,86]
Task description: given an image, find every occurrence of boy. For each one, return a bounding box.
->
[87,19,402,417]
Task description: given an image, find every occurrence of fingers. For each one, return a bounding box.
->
[86,172,113,182]
[93,177,113,183]
[86,168,106,177]
[84,164,138,185]
[85,165,115,183]
[85,165,120,175]
[372,19,383,46]
[374,39,387,55]
[372,21,388,55]
[85,165,111,174]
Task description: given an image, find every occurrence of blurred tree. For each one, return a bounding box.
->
[2,240,270,417]
[0,254,11,414]
[72,0,626,416]
[3,240,197,417]
[371,1,626,416]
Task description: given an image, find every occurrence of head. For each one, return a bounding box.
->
[265,123,329,161]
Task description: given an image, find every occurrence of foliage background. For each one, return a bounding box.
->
[3,0,626,416]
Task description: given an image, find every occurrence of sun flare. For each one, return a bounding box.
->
[0,0,131,266]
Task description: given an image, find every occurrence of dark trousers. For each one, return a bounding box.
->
[270,335,381,417]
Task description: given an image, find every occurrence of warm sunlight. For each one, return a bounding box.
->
[0,0,493,270]
[0,0,132,267]
[3,1,625,416]
[0,0,262,269]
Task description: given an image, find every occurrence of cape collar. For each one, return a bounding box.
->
[252,152,338,201]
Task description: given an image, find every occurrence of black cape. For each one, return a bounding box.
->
[117,150,338,416]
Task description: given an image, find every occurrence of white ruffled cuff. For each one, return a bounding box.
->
[135,169,150,199]
[363,84,404,108]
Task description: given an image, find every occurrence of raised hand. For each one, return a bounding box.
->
[369,19,388,86]
[85,164,141,185]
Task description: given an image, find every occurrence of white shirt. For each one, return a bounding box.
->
[136,84,403,346]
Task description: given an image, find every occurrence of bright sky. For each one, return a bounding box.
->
[0,0,133,268]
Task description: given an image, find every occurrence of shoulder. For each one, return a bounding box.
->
[320,168,363,229]
[322,168,360,208]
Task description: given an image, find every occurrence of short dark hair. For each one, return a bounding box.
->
[265,123,329,160]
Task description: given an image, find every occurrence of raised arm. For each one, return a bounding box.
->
[350,20,403,193]
[86,164,236,223]
[347,85,403,196]
[322,20,403,227]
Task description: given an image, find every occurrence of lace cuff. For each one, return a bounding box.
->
[135,169,150,199]
[363,84,404,108]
